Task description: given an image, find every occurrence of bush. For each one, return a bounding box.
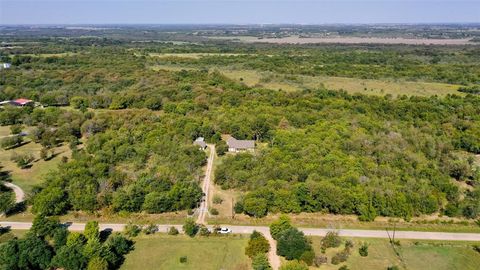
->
[124,223,141,237]
[10,124,22,135]
[279,260,309,270]
[245,231,270,258]
[300,250,315,266]
[277,228,312,260]
[359,242,369,257]
[183,218,198,237]
[252,253,272,270]
[10,152,34,169]
[179,256,187,263]
[313,255,328,267]
[213,195,223,204]
[387,266,400,270]
[321,231,341,251]
[142,224,158,235]
[331,250,350,265]
[345,240,354,250]
[198,225,211,236]
[1,136,23,149]
[168,226,179,235]
[339,266,349,270]
[210,207,219,215]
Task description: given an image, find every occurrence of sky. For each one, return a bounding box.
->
[0,0,479,25]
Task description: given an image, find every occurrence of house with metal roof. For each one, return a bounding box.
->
[194,137,207,150]
[226,137,255,152]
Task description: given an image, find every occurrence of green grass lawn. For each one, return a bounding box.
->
[309,237,480,270]
[0,230,27,244]
[0,126,72,192]
[120,234,250,270]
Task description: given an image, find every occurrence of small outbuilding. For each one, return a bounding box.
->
[227,137,255,152]
[194,137,207,150]
[0,63,11,69]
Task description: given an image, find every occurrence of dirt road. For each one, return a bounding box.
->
[3,182,25,203]
[196,144,215,224]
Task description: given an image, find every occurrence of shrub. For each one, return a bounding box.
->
[142,224,158,235]
[345,240,354,250]
[168,226,179,235]
[387,266,400,270]
[179,256,187,263]
[210,207,219,215]
[300,250,315,266]
[213,195,223,204]
[359,242,369,257]
[1,135,23,149]
[277,228,312,260]
[10,124,22,135]
[331,250,350,265]
[252,253,272,270]
[183,218,198,237]
[279,260,309,270]
[339,266,349,270]
[10,152,34,169]
[245,231,270,258]
[198,225,211,236]
[313,255,328,266]
[124,223,141,237]
[321,231,341,251]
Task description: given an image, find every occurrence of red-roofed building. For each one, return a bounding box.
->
[12,98,33,106]
[0,98,35,107]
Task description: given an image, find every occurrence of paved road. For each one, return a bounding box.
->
[2,222,480,241]
[196,144,215,224]
[3,182,25,203]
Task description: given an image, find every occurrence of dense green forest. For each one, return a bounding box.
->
[1,32,480,221]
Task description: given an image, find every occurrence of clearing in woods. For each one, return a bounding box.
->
[0,126,73,192]
[151,65,461,97]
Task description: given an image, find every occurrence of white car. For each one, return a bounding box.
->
[218,227,232,234]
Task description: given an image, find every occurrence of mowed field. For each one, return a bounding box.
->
[208,35,475,45]
[309,237,480,270]
[120,234,250,270]
[151,65,461,97]
[0,126,72,192]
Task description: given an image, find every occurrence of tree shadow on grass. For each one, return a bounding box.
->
[100,228,113,243]
[5,201,27,216]
[4,141,31,150]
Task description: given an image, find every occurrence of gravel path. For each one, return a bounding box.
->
[3,182,25,203]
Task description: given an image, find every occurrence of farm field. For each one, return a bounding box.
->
[120,234,250,270]
[309,237,480,270]
[208,35,476,45]
[151,65,462,96]
[149,52,253,59]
